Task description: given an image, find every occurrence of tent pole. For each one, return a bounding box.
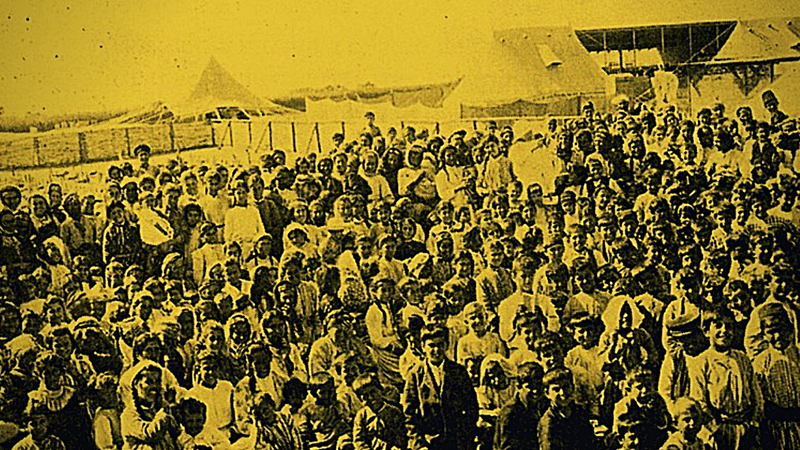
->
[315,123,322,153]
[291,122,297,153]
[269,122,273,150]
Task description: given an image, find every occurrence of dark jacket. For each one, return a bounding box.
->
[538,402,595,450]
[494,392,546,450]
[402,358,478,450]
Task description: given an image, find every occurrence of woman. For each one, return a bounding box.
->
[435,145,470,202]
[224,179,265,259]
[380,147,404,197]
[226,313,254,382]
[26,351,95,449]
[397,144,438,223]
[197,320,238,384]
[103,201,142,267]
[362,150,394,205]
[120,362,181,450]
[29,194,60,247]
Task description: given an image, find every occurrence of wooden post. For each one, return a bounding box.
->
[435,122,440,135]
[472,120,477,130]
[228,121,234,147]
[247,121,253,145]
[210,125,216,147]
[125,128,132,157]
[315,123,322,153]
[78,132,88,163]
[400,121,405,131]
[291,122,297,153]
[341,121,346,138]
[268,122,273,150]
[33,137,41,166]
[169,122,176,151]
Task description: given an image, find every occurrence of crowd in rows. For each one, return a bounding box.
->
[0,90,798,450]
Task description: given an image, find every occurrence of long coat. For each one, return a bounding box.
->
[402,358,478,450]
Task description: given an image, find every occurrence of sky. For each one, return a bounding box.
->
[1,0,798,115]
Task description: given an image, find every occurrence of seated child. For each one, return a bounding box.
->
[351,373,407,450]
[297,372,352,450]
[174,397,229,449]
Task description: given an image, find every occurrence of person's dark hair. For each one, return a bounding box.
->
[542,367,573,389]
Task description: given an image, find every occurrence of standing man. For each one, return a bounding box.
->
[763,90,789,129]
[403,324,478,450]
[133,144,158,178]
[364,111,382,138]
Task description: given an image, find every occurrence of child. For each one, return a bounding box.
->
[538,367,596,450]
[90,372,123,450]
[494,361,546,450]
[13,403,66,450]
[690,308,763,450]
[533,332,567,373]
[352,373,407,450]
[457,301,507,365]
[565,313,604,418]
[297,372,351,450]
[174,397,229,449]
[279,377,308,425]
[660,397,704,450]
[612,367,670,449]
[475,354,515,448]
[614,413,649,450]
[752,303,800,450]
[232,392,304,450]
[187,353,236,440]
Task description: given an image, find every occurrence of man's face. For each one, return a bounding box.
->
[765,99,779,113]
[423,336,447,365]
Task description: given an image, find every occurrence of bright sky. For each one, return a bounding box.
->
[1,0,798,115]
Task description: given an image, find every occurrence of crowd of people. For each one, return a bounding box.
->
[0,91,798,450]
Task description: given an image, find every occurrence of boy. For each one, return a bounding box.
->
[494,362,546,450]
[691,308,763,450]
[13,404,66,450]
[297,372,351,450]
[174,397,229,449]
[613,367,670,449]
[660,397,704,450]
[752,303,800,450]
[538,367,595,450]
[187,354,236,440]
[457,301,507,365]
[564,313,604,417]
[352,373,407,450]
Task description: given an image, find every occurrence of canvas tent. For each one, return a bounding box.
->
[712,17,800,64]
[689,18,800,112]
[446,26,610,117]
[115,57,295,125]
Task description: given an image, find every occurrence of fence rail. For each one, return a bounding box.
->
[0,115,580,171]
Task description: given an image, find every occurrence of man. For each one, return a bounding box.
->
[132,144,157,178]
[403,324,478,450]
[363,111,381,138]
[763,90,789,129]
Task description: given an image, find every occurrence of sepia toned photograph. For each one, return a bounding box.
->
[0,0,800,448]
